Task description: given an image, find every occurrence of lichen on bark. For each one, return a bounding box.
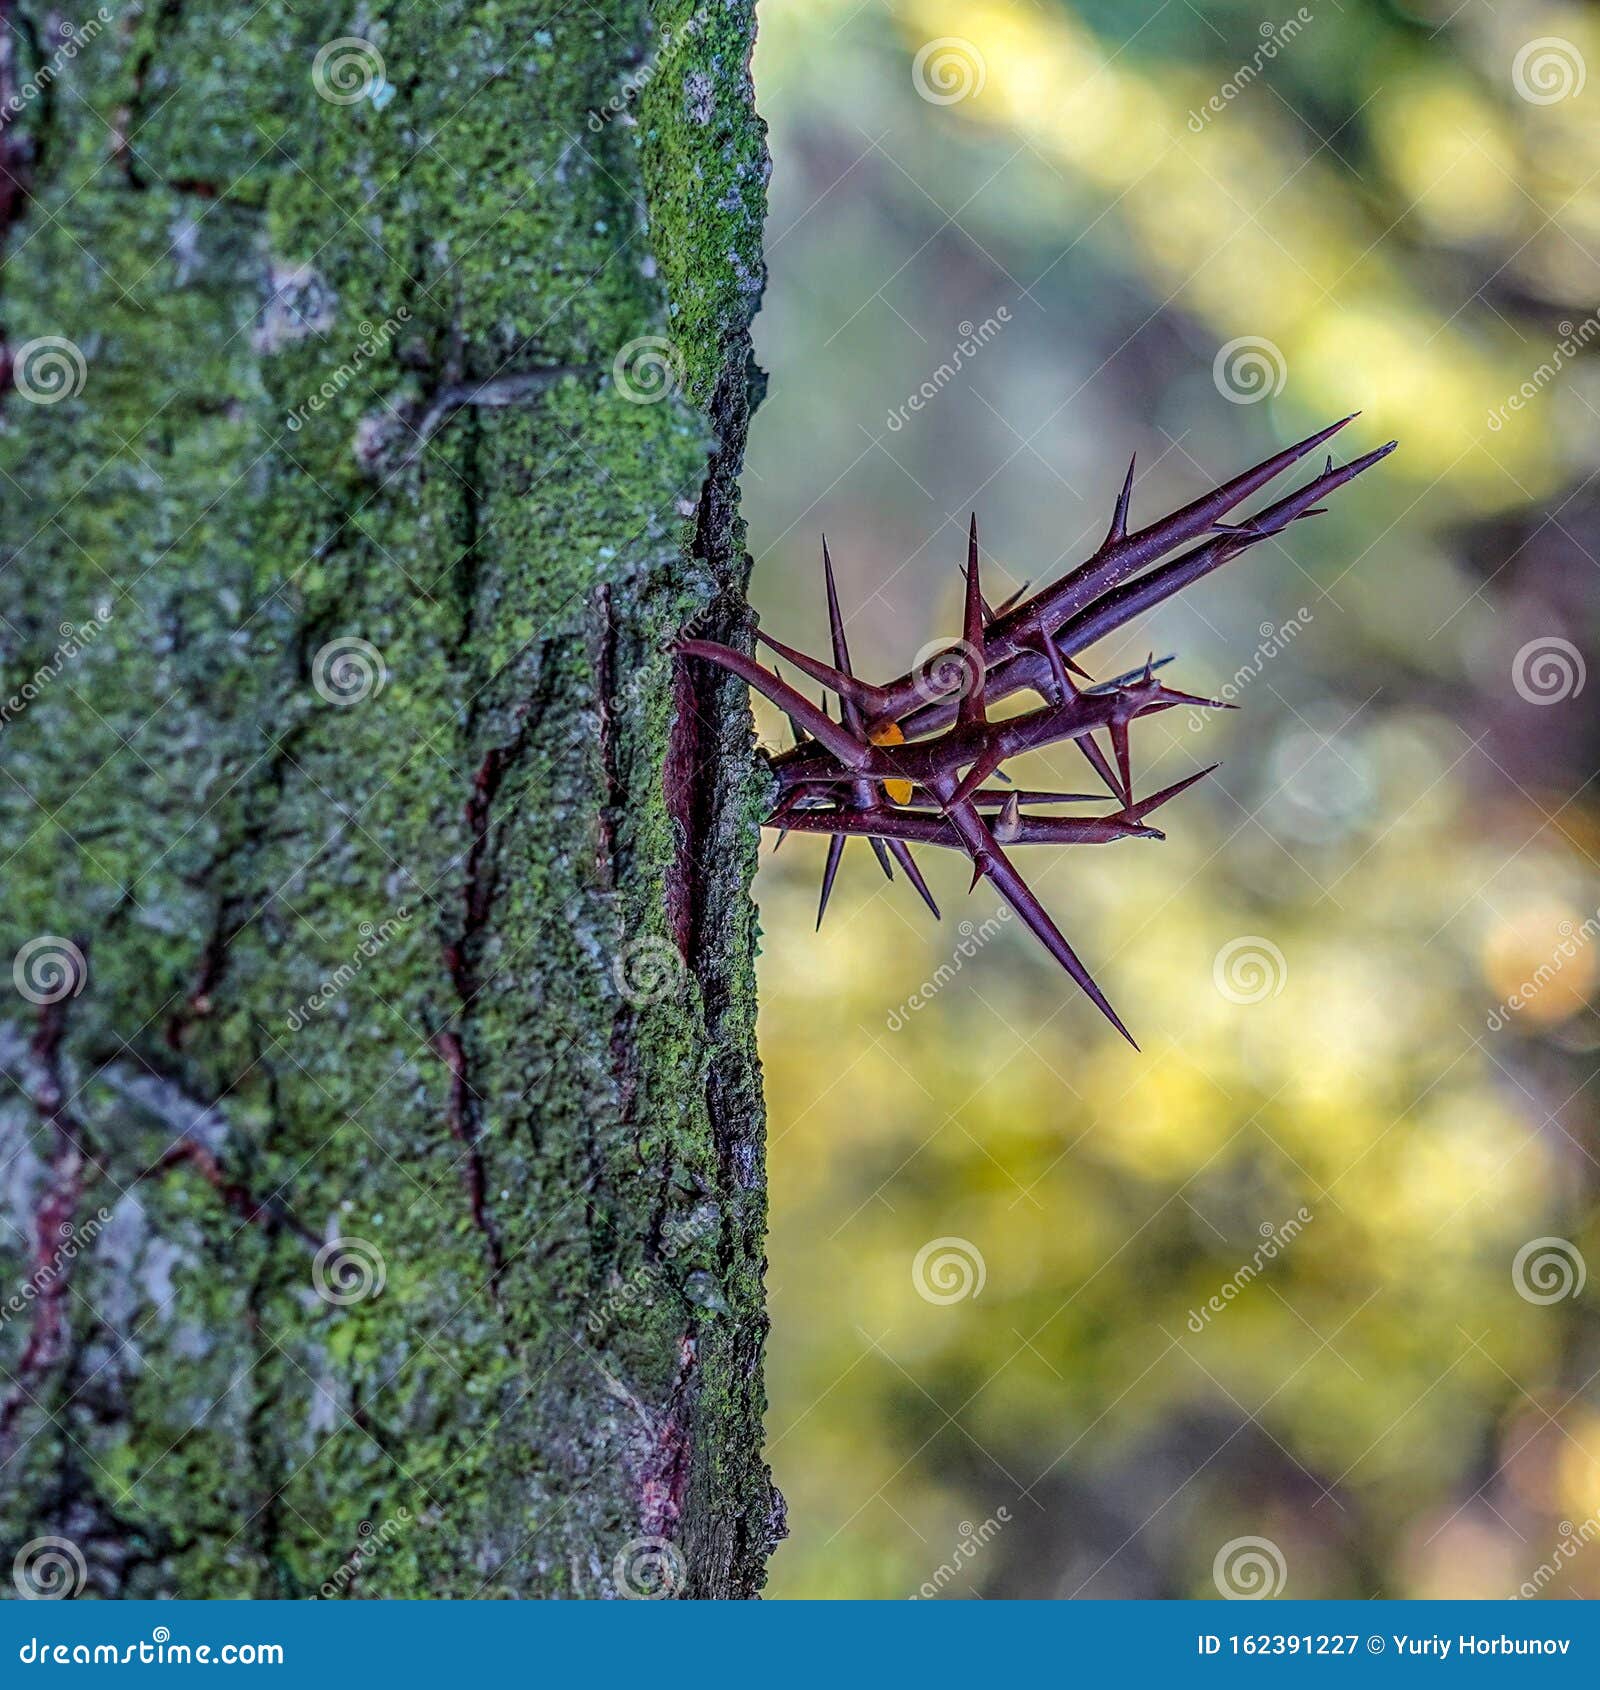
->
[0,0,776,1598]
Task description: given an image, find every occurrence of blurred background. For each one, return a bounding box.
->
[743,0,1600,1598]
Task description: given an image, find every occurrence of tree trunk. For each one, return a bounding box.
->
[0,0,777,1599]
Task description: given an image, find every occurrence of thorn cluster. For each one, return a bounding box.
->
[680,417,1395,1046]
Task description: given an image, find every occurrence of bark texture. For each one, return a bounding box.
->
[0,0,776,1597]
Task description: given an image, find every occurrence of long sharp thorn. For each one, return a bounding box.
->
[946,745,1004,811]
[1122,762,1219,821]
[755,629,881,714]
[816,833,846,930]
[678,639,879,771]
[869,835,896,881]
[959,513,987,729]
[948,802,1138,1047]
[1109,718,1132,801]
[1102,454,1135,548]
[1075,731,1125,800]
[886,838,941,919]
[1049,439,1397,664]
[1027,414,1363,625]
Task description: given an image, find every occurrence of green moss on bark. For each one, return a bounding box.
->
[0,0,774,1598]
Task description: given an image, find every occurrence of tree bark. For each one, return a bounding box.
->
[0,0,777,1598]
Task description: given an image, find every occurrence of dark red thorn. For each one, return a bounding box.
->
[959,513,988,729]
[755,629,886,716]
[1120,762,1219,821]
[944,795,1137,1047]
[899,787,1103,808]
[1049,439,1396,668]
[678,639,883,772]
[1109,718,1132,802]
[946,743,1005,812]
[1014,414,1362,636]
[1102,454,1136,549]
[1150,683,1230,711]
[1075,731,1125,800]
[886,838,941,919]
[773,827,789,851]
[869,835,896,881]
[968,857,987,892]
[1023,624,1074,704]
[816,832,846,929]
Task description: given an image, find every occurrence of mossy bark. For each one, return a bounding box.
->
[0,0,776,1598]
